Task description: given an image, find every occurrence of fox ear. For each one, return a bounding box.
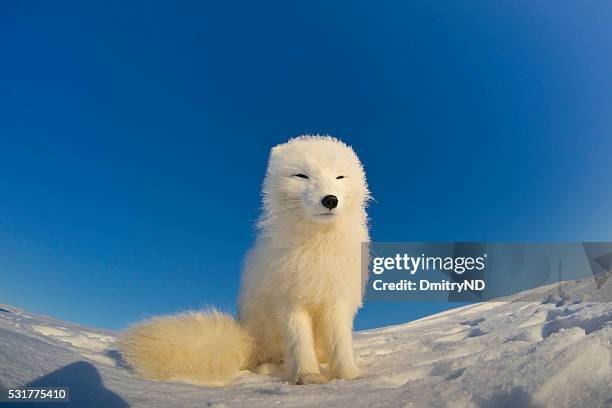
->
[270,144,285,156]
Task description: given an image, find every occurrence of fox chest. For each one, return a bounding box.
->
[268,245,362,305]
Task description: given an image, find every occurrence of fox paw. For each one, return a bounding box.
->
[333,363,361,380]
[295,373,328,385]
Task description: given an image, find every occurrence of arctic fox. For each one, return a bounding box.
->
[117,135,370,386]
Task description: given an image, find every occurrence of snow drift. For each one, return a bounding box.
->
[1,279,610,407]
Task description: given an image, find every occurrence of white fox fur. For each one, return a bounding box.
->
[117,135,370,386]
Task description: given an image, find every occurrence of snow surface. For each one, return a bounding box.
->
[1,279,611,408]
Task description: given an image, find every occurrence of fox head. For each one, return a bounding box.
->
[260,136,370,229]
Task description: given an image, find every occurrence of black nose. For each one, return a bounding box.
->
[321,195,338,209]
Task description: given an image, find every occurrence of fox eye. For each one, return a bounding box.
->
[294,174,309,179]
[336,175,345,179]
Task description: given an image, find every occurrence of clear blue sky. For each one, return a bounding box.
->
[1,1,611,331]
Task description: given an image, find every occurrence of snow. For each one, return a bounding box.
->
[1,279,610,408]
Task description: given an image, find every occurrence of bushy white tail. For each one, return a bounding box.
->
[116,310,254,386]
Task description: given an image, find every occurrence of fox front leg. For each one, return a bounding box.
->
[283,307,328,385]
[323,303,360,380]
